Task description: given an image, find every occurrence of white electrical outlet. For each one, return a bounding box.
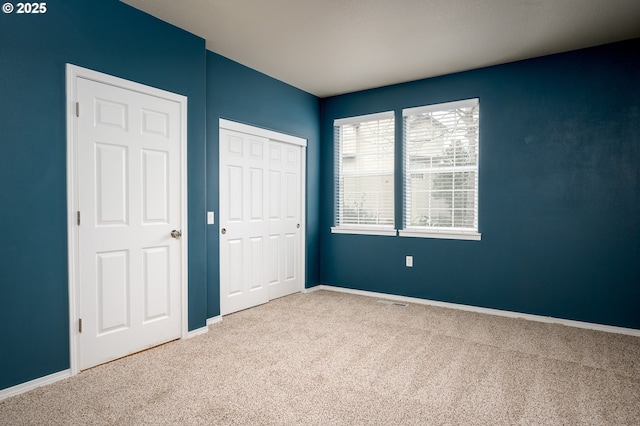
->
[207,211,215,225]
[406,255,413,267]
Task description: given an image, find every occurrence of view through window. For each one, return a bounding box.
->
[403,99,480,237]
[333,112,395,232]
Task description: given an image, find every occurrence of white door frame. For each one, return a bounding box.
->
[219,118,307,311]
[66,64,188,375]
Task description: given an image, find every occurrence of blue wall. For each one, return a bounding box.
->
[206,52,321,318]
[0,0,207,390]
[320,38,640,329]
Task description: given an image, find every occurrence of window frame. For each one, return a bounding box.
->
[400,98,481,241]
[331,111,397,236]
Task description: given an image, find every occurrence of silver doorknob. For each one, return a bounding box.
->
[221,228,226,234]
[170,230,182,239]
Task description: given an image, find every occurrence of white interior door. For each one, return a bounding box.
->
[268,141,302,299]
[219,122,305,316]
[219,129,270,314]
[74,72,185,370]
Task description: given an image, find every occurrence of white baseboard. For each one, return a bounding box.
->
[206,315,222,326]
[185,316,222,339]
[307,285,640,337]
[0,369,71,401]
[186,325,209,339]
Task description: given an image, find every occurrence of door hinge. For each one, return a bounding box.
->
[77,211,81,226]
[78,318,83,333]
[75,102,79,117]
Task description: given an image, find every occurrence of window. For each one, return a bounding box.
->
[401,99,481,240]
[332,111,396,236]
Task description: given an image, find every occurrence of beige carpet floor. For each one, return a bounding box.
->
[1,290,639,425]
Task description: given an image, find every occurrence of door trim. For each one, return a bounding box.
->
[220,119,307,148]
[66,64,188,375]
[218,119,307,313]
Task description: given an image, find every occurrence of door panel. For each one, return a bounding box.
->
[95,143,128,225]
[142,150,169,223]
[77,77,182,370]
[227,166,243,221]
[268,236,280,285]
[96,250,129,334]
[143,246,170,322]
[285,234,296,280]
[268,141,302,300]
[227,239,243,296]
[250,168,264,219]
[250,237,264,290]
[269,170,281,219]
[219,130,269,315]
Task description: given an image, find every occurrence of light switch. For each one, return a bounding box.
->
[207,211,215,225]
[406,255,413,267]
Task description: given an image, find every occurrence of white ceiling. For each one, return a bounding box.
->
[121,0,640,98]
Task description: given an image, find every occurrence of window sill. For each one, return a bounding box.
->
[331,227,397,236]
[399,229,481,241]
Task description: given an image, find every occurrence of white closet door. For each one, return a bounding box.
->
[268,140,302,299]
[219,129,269,315]
[219,125,305,316]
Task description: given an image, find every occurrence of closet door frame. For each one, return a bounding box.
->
[218,119,306,315]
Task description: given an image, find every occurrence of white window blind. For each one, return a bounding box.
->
[334,112,395,233]
[402,99,480,239]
